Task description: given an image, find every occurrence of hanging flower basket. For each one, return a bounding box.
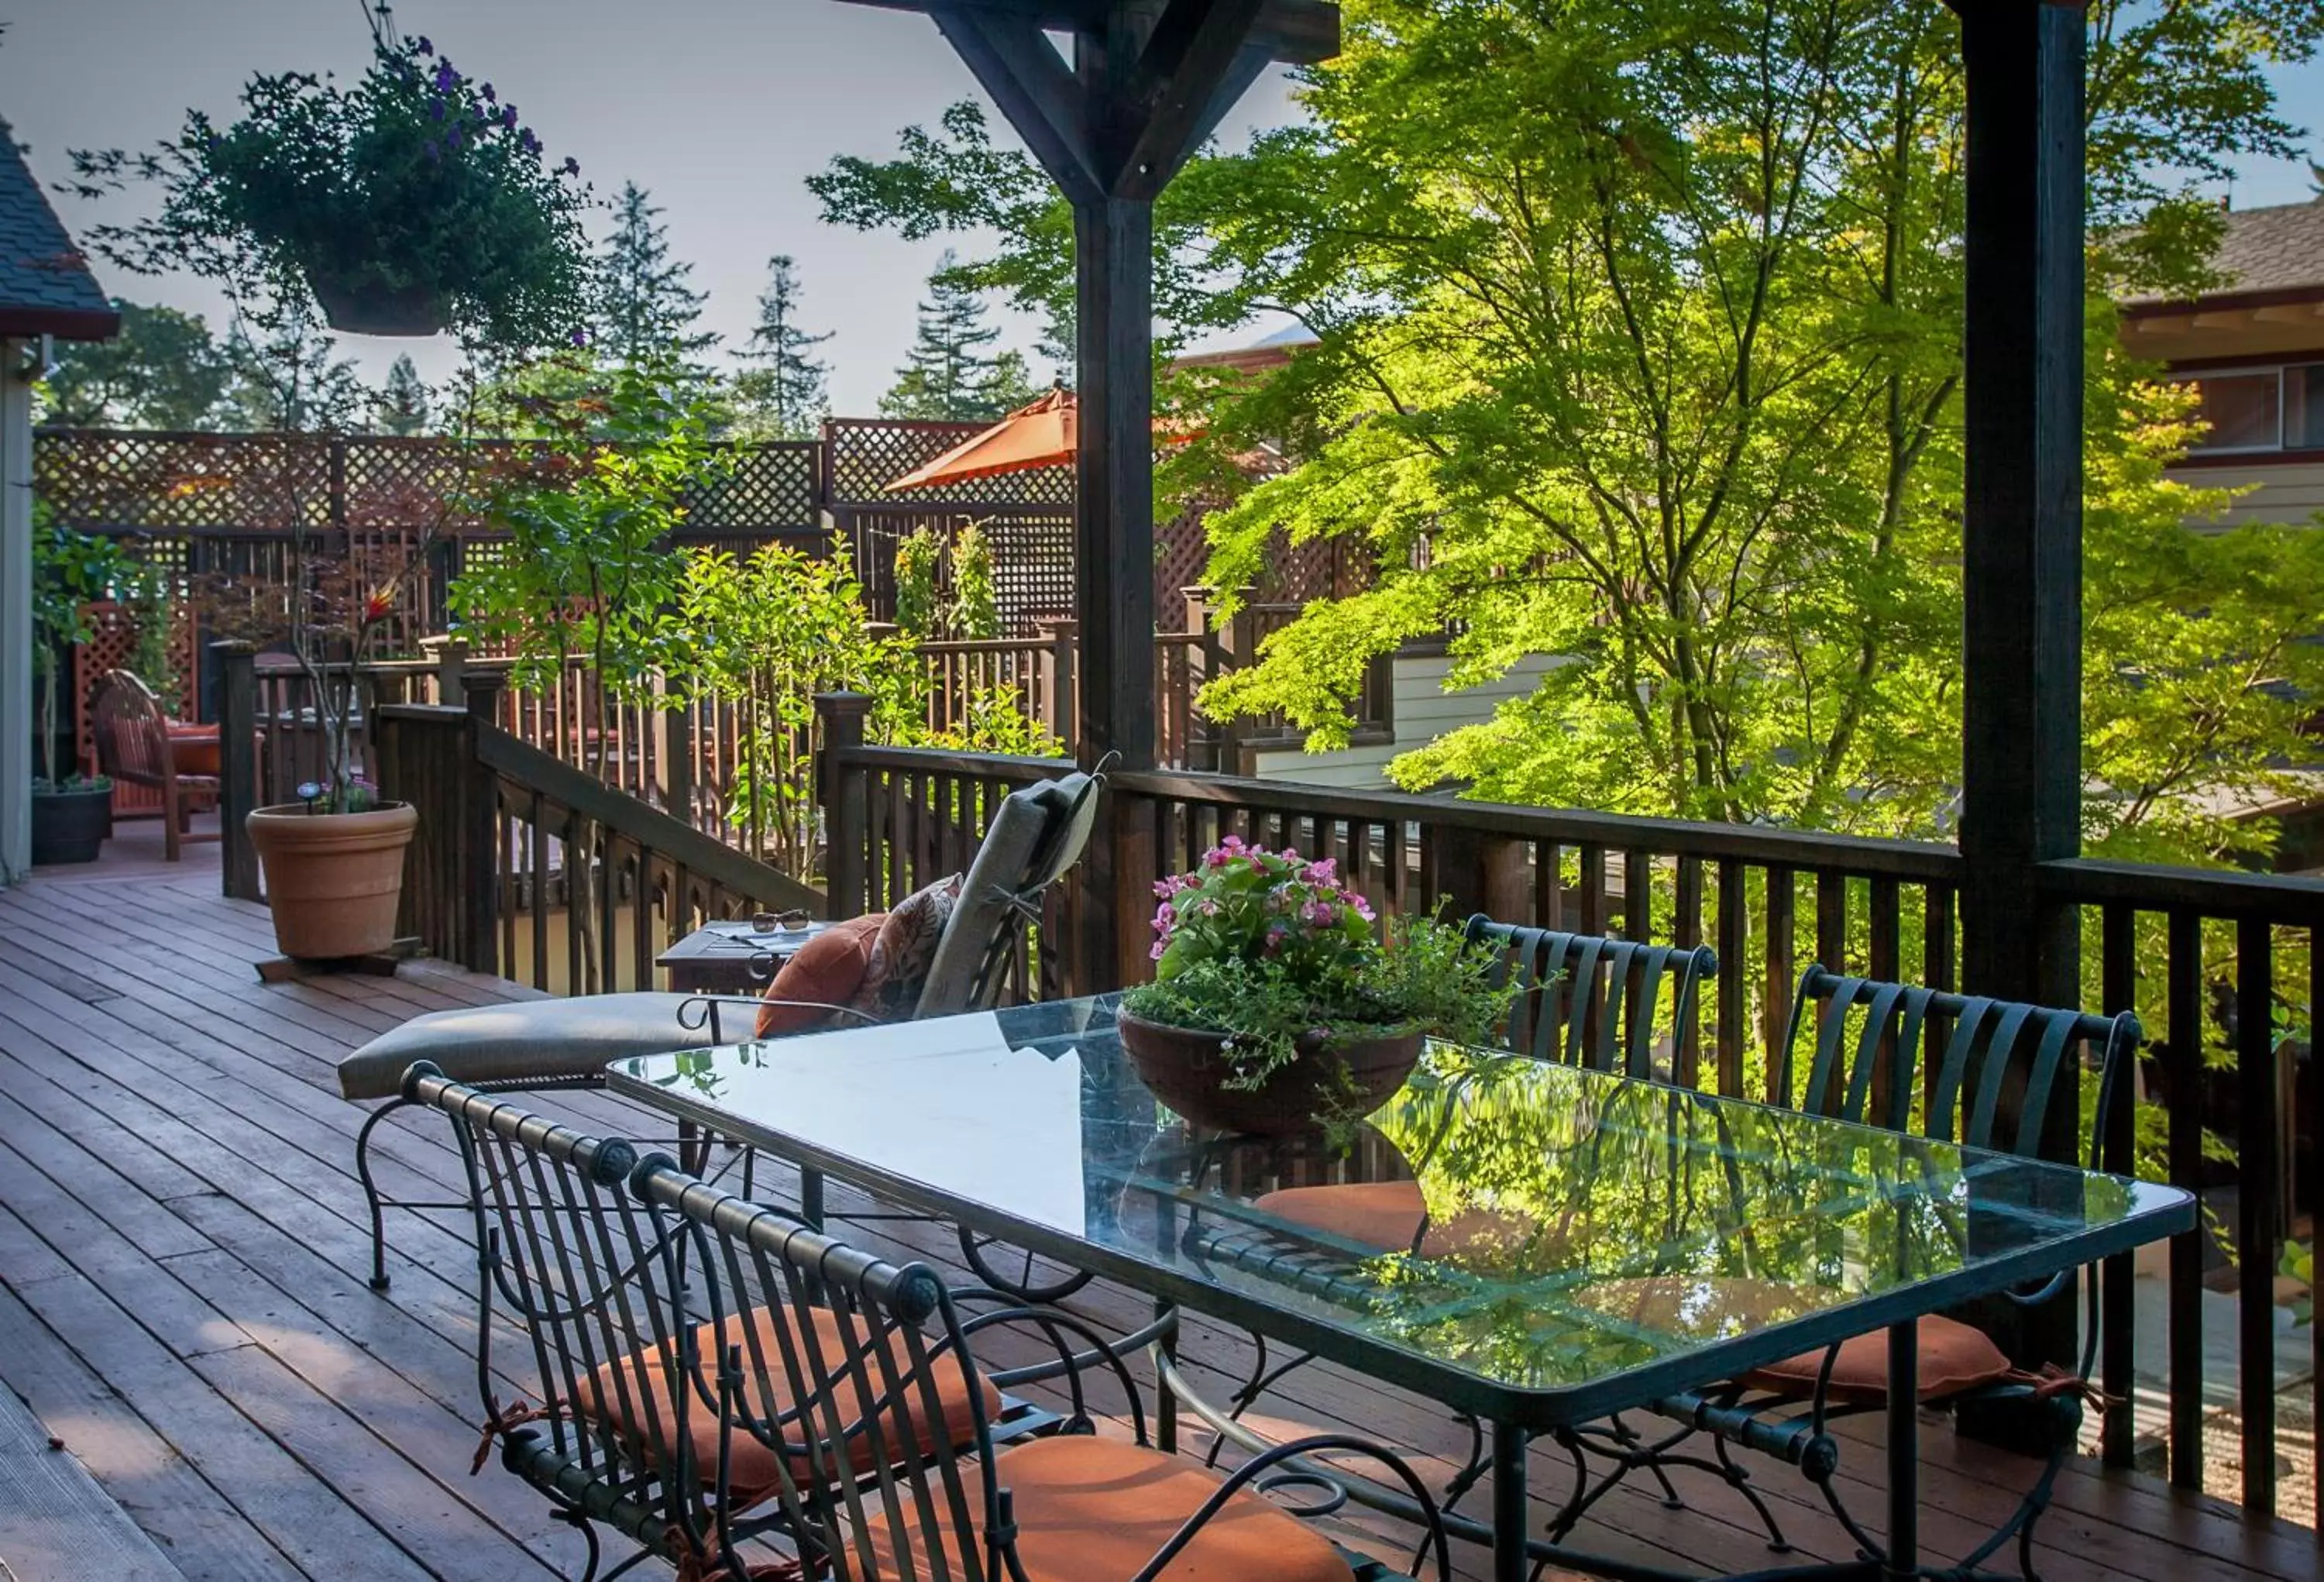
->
[308,273,448,337]
[73,3,587,352]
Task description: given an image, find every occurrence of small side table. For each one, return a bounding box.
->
[657,919,833,996]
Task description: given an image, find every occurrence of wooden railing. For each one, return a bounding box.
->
[370,679,818,995]
[816,731,2324,1526]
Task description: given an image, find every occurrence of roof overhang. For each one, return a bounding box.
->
[0,304,119,341]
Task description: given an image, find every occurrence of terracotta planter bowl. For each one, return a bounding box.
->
[1116,1008,1425,1137]
[246,802,418,959]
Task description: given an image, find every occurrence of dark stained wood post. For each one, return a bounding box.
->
[213,641,262,902]
[840,0,1338,983]
[460,672,506,974]
[816,690,874,920]
[1952,0,2085,1376]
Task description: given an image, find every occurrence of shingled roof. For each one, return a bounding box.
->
[0,124,116,341]
[2123,198,2324,310]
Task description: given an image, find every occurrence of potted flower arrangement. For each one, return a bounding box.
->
[71,2,586,346]
[28,517,125,866]
[1118,838,1511,1136]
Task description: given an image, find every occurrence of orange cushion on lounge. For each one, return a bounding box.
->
[860,1433,1356,1582]
[1742,1314,2013,1405]
[755,913,885,1037]
[573,1304,1001,1511]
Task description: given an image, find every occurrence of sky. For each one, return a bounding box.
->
[2,0,2318,418]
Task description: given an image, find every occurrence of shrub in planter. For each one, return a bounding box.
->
[71,2,587,349]
[27,517,128,866]
[1118,839,1512,1138]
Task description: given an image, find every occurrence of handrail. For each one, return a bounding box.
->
[2037,855,2324,922]
[468,713,823,916]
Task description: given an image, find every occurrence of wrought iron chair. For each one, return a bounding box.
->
[409,1065,1453,1582]
[1188,920,1721,1509]
[89,669,221,862]
[340,769,1102,1294]
[1595,965,2143,1577]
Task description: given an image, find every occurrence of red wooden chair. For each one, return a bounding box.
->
[89,670,221,862]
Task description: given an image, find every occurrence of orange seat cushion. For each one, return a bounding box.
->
[573,1304,1000,1510]
[1742,1314,2013,1404]
[860,1433,1356,1582]
[1253,1180,1549,1268]
[756,913,885,1037]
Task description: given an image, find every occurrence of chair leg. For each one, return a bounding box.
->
[163,786,183,862]
[355,1097,414,1290]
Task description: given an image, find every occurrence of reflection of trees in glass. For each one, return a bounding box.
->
[1321,1051,2102,1386]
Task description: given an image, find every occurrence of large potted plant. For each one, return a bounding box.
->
[28,518,125,866]
[71,2,586,346]
[1118,839,1511,1137]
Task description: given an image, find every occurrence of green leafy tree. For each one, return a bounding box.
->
[892,524,944,638]
[371,353,431,435]
[37,299,232,429]
[30,511,129,789]
[731,253,831,439]
[816,0,2324,868]
[948,519,1002,640]
[878,253,1034,421]
[593,182,717,365]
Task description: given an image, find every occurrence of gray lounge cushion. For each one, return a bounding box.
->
[337,992,746,1100]
[916,772,1099,1016]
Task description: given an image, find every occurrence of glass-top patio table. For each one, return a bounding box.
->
[609,994,2193,1582]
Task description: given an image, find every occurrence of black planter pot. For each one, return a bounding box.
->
[308,274,446,337]
[30,783,112,866]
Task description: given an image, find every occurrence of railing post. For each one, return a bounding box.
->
[419,634,469,708]
[1432,825,1528,924]
[1038,617,1078,756]
[460,672,506,973]
[816,691,872,920]
[213,641,262,902]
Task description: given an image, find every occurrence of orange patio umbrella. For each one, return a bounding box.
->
[885,388,1199,491]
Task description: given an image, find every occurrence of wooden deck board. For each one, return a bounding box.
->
[2,862,2315,1581]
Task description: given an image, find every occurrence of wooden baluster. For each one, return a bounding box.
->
[2164,907,2203,1491]
[1715,860,1747,1097]
[2098,901,2138,1468]
[1674,855,1703,1088]
[1816,869,1847,974]
[2236,915,2278,1517]
[1763,865,1796,1104]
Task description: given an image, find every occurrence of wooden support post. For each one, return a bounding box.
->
[1953,0,2085,1375]
[460,672,505,974]
[816,691,873,921]
[419,634,469,708]
[214,641,262,902]
[1037,617,1079,755]
[1432,825,1528,924]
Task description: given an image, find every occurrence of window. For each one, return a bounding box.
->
[2178,363,2324,455]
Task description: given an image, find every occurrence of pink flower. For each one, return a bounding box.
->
[1306,858,1337,885]
[1150,941,1167,961]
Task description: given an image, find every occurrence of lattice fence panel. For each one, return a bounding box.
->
[824,418,1074,511]
[38,428,331,532]
[838,508,1074,635]
[692,442,821,530]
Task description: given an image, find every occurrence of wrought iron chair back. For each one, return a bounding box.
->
[1462,915,1717,1079]
[1774,964,2140,1161]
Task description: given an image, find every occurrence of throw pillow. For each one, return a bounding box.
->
[854,874,963,1018]
[755,913,885,1038]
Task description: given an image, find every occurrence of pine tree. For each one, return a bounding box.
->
[593,182,717,365]
[372,355,431,435]
[731,254,831,439]
[221,306,364,432]
[878,253,1022,421]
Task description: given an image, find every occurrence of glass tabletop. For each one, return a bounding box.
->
[610,996,2193,1426]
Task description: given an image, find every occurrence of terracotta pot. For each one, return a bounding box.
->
[1116,1008,1425,1137]
[308,274,446,337]
[246,802,418,959]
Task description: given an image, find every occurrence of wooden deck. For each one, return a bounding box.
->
[0,848,2316,1581]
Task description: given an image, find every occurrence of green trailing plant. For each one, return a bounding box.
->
[1122,838,1511,1096]
[666,535,925,881]
[948,519,1001,641]
[68,2,588,351]
[892,525,945,640]
[30,511,127,793]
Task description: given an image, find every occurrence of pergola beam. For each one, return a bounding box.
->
[839,0,1338,63]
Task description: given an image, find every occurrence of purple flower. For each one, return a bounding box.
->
[502,104,519,127]
[415,36,433,55]
[480,82,496,102]
[1306,857,1337,885]
[433,60,456,92]
[519,129,540,155]
[421,141,441,163]
[562,156,581,176]
[569,327,588,348]
[428,98,445,120]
